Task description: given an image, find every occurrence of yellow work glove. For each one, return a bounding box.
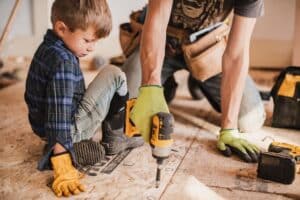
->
[51,153,85,197]
[130,86,169,142]
[217,129,260,162]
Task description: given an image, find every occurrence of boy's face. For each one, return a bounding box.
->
[57,24,99,57]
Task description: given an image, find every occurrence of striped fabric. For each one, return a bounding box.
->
[24,30,85,170]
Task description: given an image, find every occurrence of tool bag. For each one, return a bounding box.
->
[182,23,229,81]
[119,11,143,57]
[271,66,300,129]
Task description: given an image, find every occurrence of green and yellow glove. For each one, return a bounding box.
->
[51,153,85,197]
[217,129,260,162]
[130,85,169,142]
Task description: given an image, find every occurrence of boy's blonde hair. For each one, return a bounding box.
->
[51,0,112,38]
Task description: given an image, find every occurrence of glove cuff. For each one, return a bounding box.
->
[219,129,240,138]
[140,85,162,89]
[139,85,165,96]
[52,151,68,157]
[51,153,72,169]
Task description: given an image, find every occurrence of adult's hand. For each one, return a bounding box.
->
[130,85,169,142]
[217,129,260,162]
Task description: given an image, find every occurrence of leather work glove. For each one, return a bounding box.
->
[130,85,169,142]
[217,129,260,162]
[51,153,85,197]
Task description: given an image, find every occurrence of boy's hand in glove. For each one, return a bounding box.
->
[217,129,260,162]
[130,85,169,142]
[51,153,85,197]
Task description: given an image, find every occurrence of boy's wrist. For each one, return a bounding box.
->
[53,143,67,155]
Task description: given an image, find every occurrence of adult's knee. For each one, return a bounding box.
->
[238,76,266,132]
[121,49,141,98]
[238,104,266,132]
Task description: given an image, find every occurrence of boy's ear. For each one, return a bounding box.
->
[54,21,68,38]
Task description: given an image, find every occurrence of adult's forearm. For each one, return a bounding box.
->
[221,51,249,129]
[140,0,173,85]
[140,21,165,85]
[220,15,256,129]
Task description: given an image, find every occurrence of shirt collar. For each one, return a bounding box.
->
[44,29,65,47]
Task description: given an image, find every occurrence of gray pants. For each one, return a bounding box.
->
[121,48,266,132]
[71,65,128,143]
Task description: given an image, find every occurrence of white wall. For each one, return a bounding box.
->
[292,0,300,66]
[0,0,49,57]
[0,0,33,55]
[250,0,296,67]
[0,0,33,39]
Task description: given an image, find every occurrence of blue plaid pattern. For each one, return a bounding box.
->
[25,30,85,170]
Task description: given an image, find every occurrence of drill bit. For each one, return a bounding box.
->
[155,159,163,188]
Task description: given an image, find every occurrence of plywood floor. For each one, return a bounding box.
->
[0,62,299,200]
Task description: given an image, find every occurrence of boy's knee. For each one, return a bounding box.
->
[97,64,126,87]
[238,105,266,132]
[100,64,127,96]
[102,64,126,81]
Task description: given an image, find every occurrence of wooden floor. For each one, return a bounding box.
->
[0,62,299,199]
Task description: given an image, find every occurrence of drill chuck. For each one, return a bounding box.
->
[155,158,163,188]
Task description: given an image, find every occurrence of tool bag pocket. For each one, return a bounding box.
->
[119,22,141,57]
[119,11,143,57]
[271,66,300,129]
[182,23,229,81]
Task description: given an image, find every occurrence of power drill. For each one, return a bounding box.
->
[257,142,300,184]
[124,99,174,188]
[150,112,174,188]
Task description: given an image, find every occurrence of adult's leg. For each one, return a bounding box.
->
[121,48,141,98]
[237,77,266,132]
[121,48,185,100]
[200,74,266,132]
[161,55,186,84]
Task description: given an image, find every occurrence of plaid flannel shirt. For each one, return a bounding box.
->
[25,30,85,170]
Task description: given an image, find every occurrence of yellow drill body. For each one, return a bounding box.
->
[124,98,174,187]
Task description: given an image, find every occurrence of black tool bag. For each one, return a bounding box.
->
[271,66,300,129]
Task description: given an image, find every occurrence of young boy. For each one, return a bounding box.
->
[24,0,143,197]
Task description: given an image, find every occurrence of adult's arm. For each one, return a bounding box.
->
[130,0,173,142]
[221,14,257,129]
[140,0,173,85]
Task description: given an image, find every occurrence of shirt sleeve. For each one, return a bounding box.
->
[45,60,76,151]
[234,0,264,18]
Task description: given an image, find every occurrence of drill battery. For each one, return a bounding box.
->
[124,98,140,137]
[257,142,300,184]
